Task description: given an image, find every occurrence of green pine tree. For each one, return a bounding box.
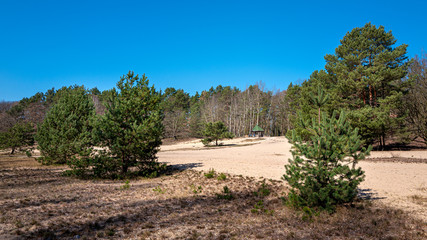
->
[324,23,409,147]
[0,121,35,154]
[36,86,95,165]
[202,121,234,146]
[160,88,190,139]
[92,71,164,178]
[286,23,409,148]
[189,92,204,137]
[283,87,372,212]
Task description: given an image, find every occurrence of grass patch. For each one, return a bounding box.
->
[204,168,215,178]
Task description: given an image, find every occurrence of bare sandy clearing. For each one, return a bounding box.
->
[158,137,427,220]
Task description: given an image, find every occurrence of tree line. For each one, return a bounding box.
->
[1,23,426,160]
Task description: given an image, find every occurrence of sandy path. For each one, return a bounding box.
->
[158,137,427,220]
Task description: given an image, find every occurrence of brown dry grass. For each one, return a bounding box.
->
[0,155,426,240]
[0,153,41,168]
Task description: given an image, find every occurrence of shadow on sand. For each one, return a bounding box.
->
[358,188,386,200]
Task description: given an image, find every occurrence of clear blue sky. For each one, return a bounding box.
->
[1,0,426,101]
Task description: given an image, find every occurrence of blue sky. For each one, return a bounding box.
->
[0,0,426,101]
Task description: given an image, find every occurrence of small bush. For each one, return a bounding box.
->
[105,229,115,236]
[204,168,216,178]
[217,173,227,181]
[153,186,166,194]
[25,150,32,158]
[216,186,233,200]
[120,180,130,190]
[253,180,270,197]
[190,184,202,194]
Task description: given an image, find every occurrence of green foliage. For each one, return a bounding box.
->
[153,186,166,194]
[120,180,130,190]
[284,109,371,212]
[25,150,32,157]
[301,206,314,221]
[204,168,216,178]
[251,200,274,215]
[160,88,190,139]
[286,23,409,147]
[0,121,35,154]
[217,173,227,181]
[190,184,202,194]
[283,88,372,212]
[36,86,95,165]
[216,186,233,200]
[105,229,115,236]
[87,71,164,178]
[253,180,271,197]
[202,121,234,146]
[189,93,204,137]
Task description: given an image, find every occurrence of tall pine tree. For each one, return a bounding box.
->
[286,23,409,148]
[324,23,409,147]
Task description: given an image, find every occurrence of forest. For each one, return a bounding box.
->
[1,24,426,152]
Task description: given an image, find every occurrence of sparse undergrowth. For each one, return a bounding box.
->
[0,157,425,239]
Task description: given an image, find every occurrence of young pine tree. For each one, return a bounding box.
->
[283,87,372,212]
[202,121,234,146]
[92,71,164,178]
[36,86,95,165]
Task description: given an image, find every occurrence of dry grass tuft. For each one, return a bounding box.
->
[410,195,427,206]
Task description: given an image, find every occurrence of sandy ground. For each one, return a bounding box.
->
[158,137,427,220]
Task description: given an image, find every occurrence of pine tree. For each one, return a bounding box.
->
[189,92,204,137]
[92,71,164,177]
[286,23,409,148]
[283,87,372,212]
[324,23,409,147]
[202,121,234,146]
[0,121,35,154]
[36,86,95,165]
[160,88,190,139]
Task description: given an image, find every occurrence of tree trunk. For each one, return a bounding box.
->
[122,154,128,174]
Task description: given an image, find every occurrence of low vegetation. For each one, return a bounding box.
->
[0,155,425,239]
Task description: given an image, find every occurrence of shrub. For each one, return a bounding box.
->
[217,173,227,181]
[204,168,216,178]
[216,186,233,200]
[283,87,372,212]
